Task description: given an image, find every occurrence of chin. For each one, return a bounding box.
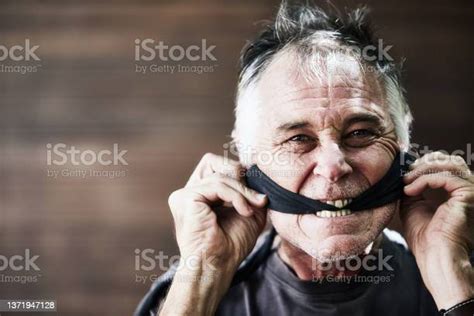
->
[302,233,378,262]
[270,202,398,262]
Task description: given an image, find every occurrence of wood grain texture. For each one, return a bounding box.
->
[0,1,472,315]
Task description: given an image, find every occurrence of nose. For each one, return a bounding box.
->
[313,144,352,183]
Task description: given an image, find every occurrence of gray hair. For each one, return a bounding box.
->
[231,1,412,164]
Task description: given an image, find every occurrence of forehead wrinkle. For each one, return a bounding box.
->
[274,85,376,98]
[272,89,383,113]
[272,102,388,136]
[271,83,381,100]
[258,54,389,134]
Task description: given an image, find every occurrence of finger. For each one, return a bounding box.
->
[404,171,472,198]
[200,182,257,217]
[199,174,267,208]
[411,151,448,167]
[171,183,255,218]
[186,153,244,187]
[404,162,471,185]
[411,152,468,170]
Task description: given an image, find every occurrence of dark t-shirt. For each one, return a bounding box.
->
[144,229,439,316]
[214,229,438,316]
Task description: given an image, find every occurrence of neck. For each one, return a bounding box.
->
[277,234,384,281]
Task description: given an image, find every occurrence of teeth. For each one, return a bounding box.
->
[316,209,352,218]
[323,198,352,208]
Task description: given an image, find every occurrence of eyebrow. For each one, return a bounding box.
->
[344,113,383,128]
[275,113,383,133]
[276,121,311,131]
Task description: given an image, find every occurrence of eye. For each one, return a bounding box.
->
[344,129,378,147]
[288,134,315,143]
[348,129,374,138]
[282,134,317,153]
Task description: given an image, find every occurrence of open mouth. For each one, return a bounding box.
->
[315,199,353,218]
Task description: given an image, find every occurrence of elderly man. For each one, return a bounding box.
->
[135,2,474,316]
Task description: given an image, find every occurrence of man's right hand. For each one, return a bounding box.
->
[169,153,268,269]
[160,153,268,316]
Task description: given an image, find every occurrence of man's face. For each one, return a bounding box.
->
[253,52,400,261]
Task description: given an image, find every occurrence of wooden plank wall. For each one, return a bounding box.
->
[0,0,472,315]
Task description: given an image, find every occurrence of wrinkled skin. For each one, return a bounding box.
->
[161,51,474,315]
[252,52,400,264]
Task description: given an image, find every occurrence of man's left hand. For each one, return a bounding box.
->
[401,151,474,310]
